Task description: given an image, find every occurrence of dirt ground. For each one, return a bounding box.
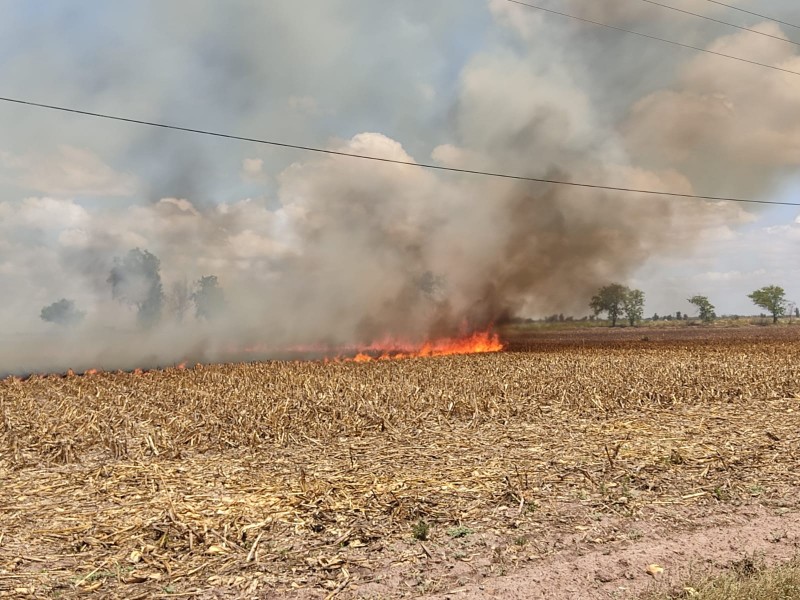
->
[415,503,800,600]
[1,325,799,599]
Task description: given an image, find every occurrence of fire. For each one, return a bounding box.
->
[339,330,503,363]
[49,332,501,379]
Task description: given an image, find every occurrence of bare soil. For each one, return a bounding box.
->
[415,503,800,600]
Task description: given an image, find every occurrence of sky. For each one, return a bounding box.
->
[1,0,799,369]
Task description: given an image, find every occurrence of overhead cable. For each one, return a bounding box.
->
[503,0,800,77]
[0,95,796,207]
[635,0,799,47]
[700,0,800,30]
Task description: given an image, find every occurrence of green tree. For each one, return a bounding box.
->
[748,285,787,324]
[623,288,645,326]
[688,295,716,323]
[590,283,628,327]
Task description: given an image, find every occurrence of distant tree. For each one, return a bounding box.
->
[652,313,660,321]
[40,298,85,326]
[676,311,682,320]
[622,288,645,326]
[748,285,787,324]
[796,307,799,318]
[193,275,226,320]
[590,283,629,327]
[688,295,716,323]
[108,248,164,328]
[166,280,192,323]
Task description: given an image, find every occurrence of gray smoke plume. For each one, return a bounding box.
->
[0,0,797,374]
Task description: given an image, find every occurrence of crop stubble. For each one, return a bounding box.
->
[1,330,799,597]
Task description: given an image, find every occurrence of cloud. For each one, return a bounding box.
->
[1,146,137,197]
[241,158,265,182]
[0,196,89,230]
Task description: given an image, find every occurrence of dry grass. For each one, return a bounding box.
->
[1,333,800,598]
[644,557,800,599]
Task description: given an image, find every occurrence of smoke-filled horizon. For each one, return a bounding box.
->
[1,0,799,374]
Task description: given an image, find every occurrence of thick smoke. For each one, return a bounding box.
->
[0,1,797,374]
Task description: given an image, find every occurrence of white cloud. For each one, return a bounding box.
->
[1,146,137,197]
[0,196,89,230]
[240,158,269,183]
[157,197,199,215]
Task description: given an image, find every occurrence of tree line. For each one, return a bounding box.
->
[40,248,226,328]
[590,283,793,326]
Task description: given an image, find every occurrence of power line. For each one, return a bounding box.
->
[700,0,800,30]
[635,0,799,47]
[503,0,800,78]
[0,95,797,207]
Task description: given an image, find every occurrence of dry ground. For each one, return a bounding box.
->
[1,326,800,598]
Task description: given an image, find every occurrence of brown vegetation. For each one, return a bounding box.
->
[1,329,800,597]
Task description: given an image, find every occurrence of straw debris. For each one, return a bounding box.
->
[1,332,799,597]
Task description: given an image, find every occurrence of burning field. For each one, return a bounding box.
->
[2,326,800,598]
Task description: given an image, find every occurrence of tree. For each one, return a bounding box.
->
[192,275,226,320]
[108,248,164,328]
[622,288,645,326]
[676,311,682,320]
[590,283,628,327]
[652,313,660,321]
[748,285,787,324]
[166,280,192,323]
[688,295,716,323]
[590,285,645,326]
[41,298,85,326]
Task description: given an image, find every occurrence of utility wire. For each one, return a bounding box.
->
[503,0,800,77]
[700,0,800,30]
[0,95,797,207]
[635,0,799,47]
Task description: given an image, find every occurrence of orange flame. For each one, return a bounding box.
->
[339,330,503,363]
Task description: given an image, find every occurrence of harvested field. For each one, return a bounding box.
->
[2,327,800,598]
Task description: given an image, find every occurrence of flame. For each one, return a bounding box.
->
[21,330,502,380]
[338,330,503,363]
